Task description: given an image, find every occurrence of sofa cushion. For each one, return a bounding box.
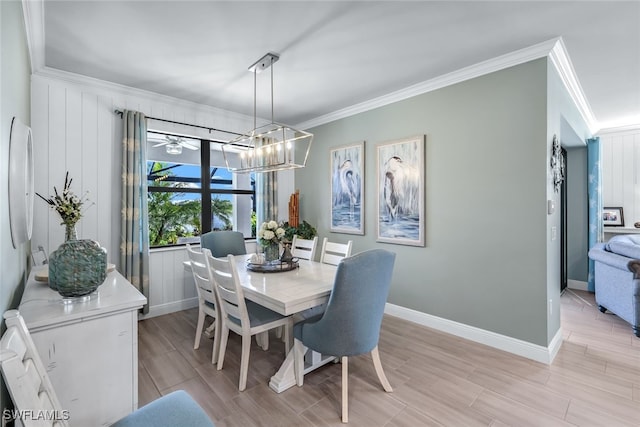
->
[605,234,640,260]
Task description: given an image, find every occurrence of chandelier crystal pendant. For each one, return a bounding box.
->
[222,53,313,174]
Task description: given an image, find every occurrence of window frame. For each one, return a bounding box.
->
[146,136,255,248]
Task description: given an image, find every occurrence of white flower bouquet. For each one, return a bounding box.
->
[258,220,286,247]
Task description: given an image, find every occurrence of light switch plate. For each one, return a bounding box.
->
[547,199,555,215]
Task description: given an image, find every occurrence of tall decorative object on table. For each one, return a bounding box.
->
[258,220,285,263]
[37,172,106,297]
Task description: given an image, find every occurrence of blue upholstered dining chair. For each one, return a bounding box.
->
[293,249,396,423]
[206,252,292,391]
[0,310,215,427]
[201,230,247,258]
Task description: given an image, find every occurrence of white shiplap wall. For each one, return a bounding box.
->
[30,67,280,317]
[600,128,640,228]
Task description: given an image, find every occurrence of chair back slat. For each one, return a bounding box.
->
[320,238,353,266]
[291,235,318,261]
[193,274,217,306]
[216,284,243,320]
[0,310,70,427]
[206,254,250,329]
[187,245,217,307]
[221,299,243,323]
[39,389,55,412]
[1,327,27,362]
[24,358,42,393]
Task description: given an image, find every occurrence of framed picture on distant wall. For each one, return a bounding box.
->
[330,142,365,235]
[603,207,624,227]
[376,135,425,246]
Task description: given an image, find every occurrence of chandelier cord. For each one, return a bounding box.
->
[253,68,257,130]
[271,56,274,124]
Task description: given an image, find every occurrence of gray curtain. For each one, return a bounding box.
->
[257,171,278,225]
[120,110,150,313]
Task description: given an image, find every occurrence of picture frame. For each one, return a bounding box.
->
[376,135,425,246]
[603,207,624,227]
[330,142,365,235]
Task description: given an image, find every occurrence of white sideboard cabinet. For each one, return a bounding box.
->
[19,267,147,426]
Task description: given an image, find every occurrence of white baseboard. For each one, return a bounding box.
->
[139,297,199,320]
[567,280,588,291]
[384,303,562,364]
[139,298,565,363]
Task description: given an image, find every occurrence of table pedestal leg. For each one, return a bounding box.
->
[269,347,336,393]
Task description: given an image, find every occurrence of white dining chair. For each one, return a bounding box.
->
[206,251,292,391]
[186,244,220,364]
[320,238,353,266]
[290,235,319,261]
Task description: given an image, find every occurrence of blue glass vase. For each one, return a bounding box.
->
[49,239,107,297]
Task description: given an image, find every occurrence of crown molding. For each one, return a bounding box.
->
[33,66,256,128]
[547,38,598,134]
[597,123,640,136]
[297,37,598,134]
[21,0,45,73]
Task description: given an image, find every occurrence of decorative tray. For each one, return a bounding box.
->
[246,260,299,273]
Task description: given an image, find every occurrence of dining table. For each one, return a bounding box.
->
[185,253,338,392]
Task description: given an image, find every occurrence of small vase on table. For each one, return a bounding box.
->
[264,242,280,263]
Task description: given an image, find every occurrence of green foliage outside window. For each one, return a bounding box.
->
[148,191,201,246]
[147,162,234,246]
[211,198,233,231]
[251,211,257,238]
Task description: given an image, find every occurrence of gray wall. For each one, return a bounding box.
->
[298,59,552,345]
[1,0,32,415]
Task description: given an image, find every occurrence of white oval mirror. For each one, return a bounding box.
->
[9,117,34,248]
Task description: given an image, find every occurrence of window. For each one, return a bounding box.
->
[146,132,255,247]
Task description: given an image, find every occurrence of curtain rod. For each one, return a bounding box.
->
[114,109,244,137]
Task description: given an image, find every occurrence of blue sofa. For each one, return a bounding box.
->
[588,234,640,337]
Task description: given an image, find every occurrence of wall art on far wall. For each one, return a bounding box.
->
[377,135,425,246]
[330,142,365,235]
[603,206,624,227]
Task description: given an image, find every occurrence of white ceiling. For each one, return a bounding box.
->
[35,1,640,131]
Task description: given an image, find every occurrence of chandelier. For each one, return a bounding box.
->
[222,53,313,173]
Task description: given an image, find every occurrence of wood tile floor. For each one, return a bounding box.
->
[138,290,640,426]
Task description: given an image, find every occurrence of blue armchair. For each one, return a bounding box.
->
[293,249,396,423]
[588,234,640,337]
[201,230,247,258]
